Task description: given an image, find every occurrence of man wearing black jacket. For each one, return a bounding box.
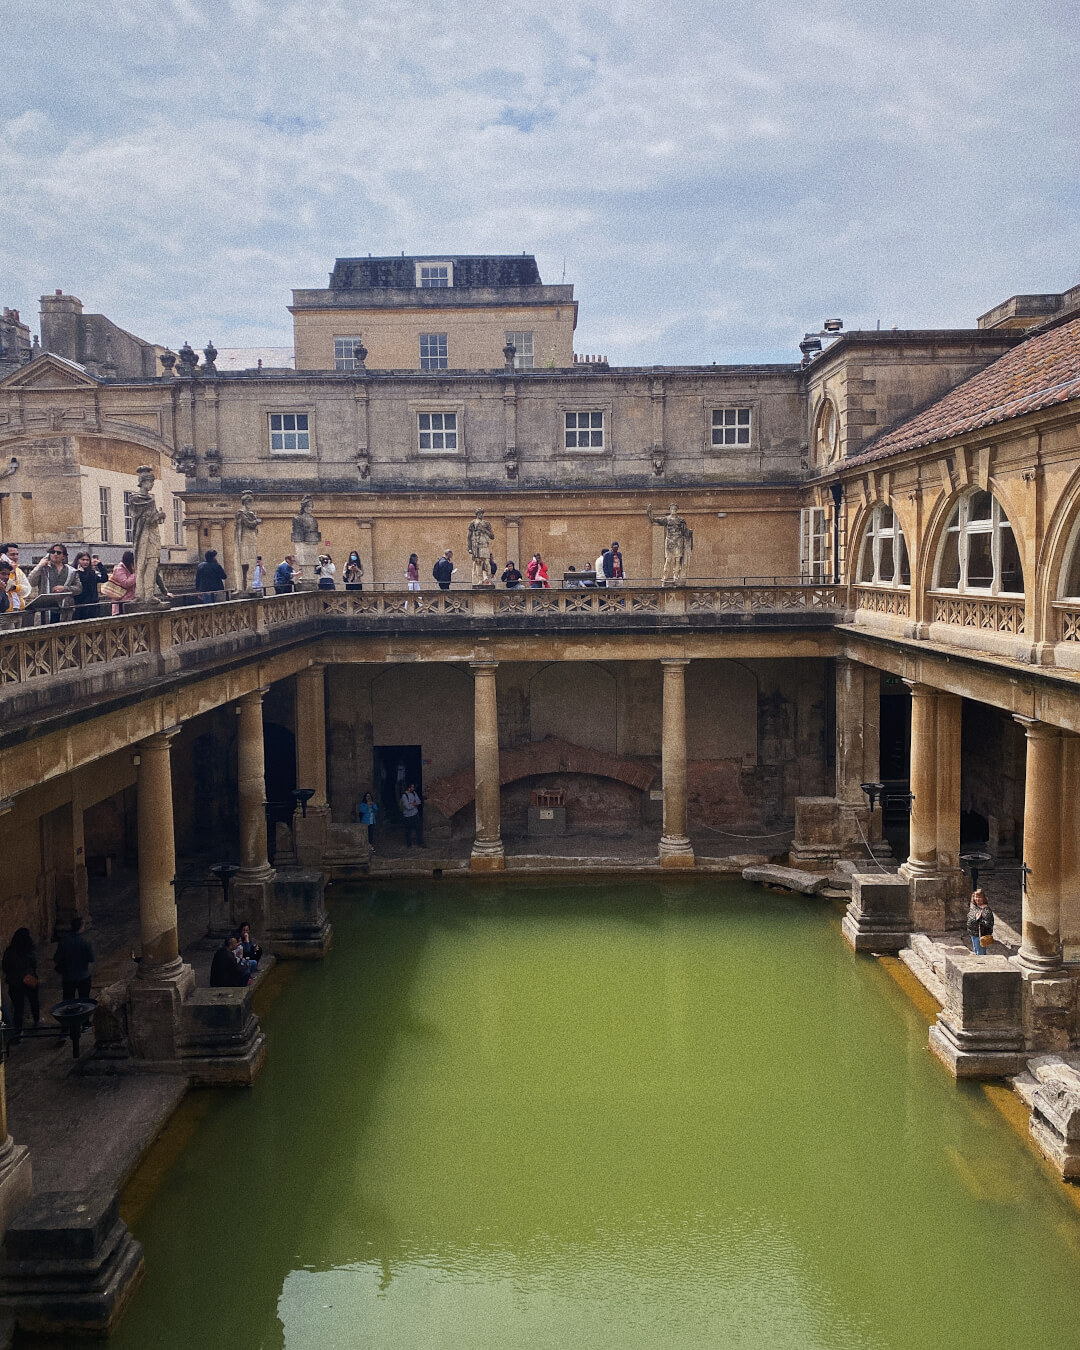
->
[210,937,250,987]
[194,549,227,601]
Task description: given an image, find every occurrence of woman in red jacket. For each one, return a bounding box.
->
[526,553,550,588]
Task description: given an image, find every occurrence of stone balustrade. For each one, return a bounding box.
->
[930,592,1026,636]
[853,585,912,617]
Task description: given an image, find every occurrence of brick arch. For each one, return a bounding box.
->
[425,736,657,819]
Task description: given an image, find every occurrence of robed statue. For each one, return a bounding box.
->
[234,491,262,590]
[129,465,169,605]
[647,502,693,584]
[291,495,321,545]
[466,507,495,586]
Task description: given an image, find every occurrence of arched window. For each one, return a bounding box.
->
[813,398,839,464]
[857,504,910,587]
[934,490,1023,595]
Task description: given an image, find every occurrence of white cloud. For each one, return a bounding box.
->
[0,0,1076,363]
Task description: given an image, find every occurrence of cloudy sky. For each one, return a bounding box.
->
[1,0,1076,365]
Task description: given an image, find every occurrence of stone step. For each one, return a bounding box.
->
[741,865,829,896]
[899,944,949,1008]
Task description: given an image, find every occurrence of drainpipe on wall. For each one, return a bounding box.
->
[829,481,843,584]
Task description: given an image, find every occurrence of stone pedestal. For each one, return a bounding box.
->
[528,804,567,837]
[841,874,912,952]
[789,797,886,871]
[928,953,1026,1078]
[1021,971,1076,1053]
[0,1189,143,1338]
[127,963,196,1067]
[267,869,332,958]
[658,657,694,868]
[181,987,267,1086]
[1029,1064,1080,1180]
[0,1057,31,1238]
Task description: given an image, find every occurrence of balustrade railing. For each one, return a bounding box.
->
[930,592,1026,636]
[853,585,911,617]
[1054,603,1080,644]
[0,584,846,690]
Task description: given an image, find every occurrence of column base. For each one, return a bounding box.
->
[659,836,695,868]
[1020,968,1074,1051]
[928,951,1026,1079]
[470,840,505,872]
[841,874,912,953]
[128,962,195,1063]
[897,864,966,932]
[1016,948,1066,979]
[789,797,889,872]
[0,1135,32,1235]
[0,1189,143,1339]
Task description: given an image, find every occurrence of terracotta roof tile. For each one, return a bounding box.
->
[845,315,1080,466]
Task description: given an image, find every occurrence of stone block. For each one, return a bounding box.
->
[267,869,332,958]
[841,874,911,952]
[789,796,885,871]
[91,980,130,1060]
[1029,1070,1080,1180]
[0,1189,143,1338]
[0,1139,31,1239]
[181,988,266,1087]
[126,964,195,1065]
[742,865,829,896]
[1022,973,1077,1053]
[928,953,1026,1078]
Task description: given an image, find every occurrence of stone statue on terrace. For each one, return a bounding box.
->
[291,495,321,545]
[647,502,693,584]
[234,492,262,591]
[466,507,495,586]
[129,465,170,606]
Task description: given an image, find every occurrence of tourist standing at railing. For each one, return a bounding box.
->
[26,544,81,623]
[0,561,15,627]
[358,791,378,851]
[594,547,609,586]
[105,551,137,614]
[72,552,104,620]
[607,541,624,585]
[344,551,364,591]
[274,555,297,594]
[194,549,227,602]
[433,550,456,590]
[526,553,549,588]
[0,545,31,619]
[251,556,266,593]
[501,560,523,588]
[406,553,421,592]
[316,553,336,590]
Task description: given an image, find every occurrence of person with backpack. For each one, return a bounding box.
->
[433,550,456,590]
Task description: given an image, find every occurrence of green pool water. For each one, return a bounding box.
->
[112,880,1080,1350]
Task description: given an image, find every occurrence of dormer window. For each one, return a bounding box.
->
[416,262,452,288]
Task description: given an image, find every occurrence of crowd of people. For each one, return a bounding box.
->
[0,537,629,622]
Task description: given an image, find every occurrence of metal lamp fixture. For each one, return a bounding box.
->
[292,788,316,818]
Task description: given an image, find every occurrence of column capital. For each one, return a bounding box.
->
[1014,715,1064,739]
[236,686,269,708]
[469,659,499,673]
[902,679,942,698]
[297,662,326,677]
[138,727,181,751]
[660,656,690,668]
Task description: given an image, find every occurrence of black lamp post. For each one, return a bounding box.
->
[959,850,993,890]
[292,788,316,818]
[860,781,885,812]
[209,861,241,934]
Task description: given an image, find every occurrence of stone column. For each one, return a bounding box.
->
[470,661,505,870]
[898,681,963,930]
[1016,718,1064,976]
[232,688,275,932]
[129,728,194,1065]
[293,664,330,869]
[659,658,694,867]
[0,1044,31,1233]
[136,730,184,976]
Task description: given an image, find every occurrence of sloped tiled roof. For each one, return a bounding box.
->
[847,314,1080,465]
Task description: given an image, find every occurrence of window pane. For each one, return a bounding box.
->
[879,535,895,583]
[857,538,874,583]
[969,490,993,521]
[939,531,960,587]
[967,531,993,588]
[999,525,1024,593]
[1063,542,1080,598]
[898,533,910,586]
[879,505,894,530]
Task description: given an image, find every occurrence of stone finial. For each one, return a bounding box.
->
[159,348,177,377]
[203,341,218,374]
[177,341,198,376]
[100,335,117,379]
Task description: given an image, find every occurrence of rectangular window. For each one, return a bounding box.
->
[420,333,448,370]
[172,497,184,547]
[123,491,134,545]
[334,336,364,371]
[269,412,310,453]
[98,486,111,543]
[417,264,451,288]
[418,411,458,452]
[506,331,534,370]
[711,407,752,447]
[565,410,604,449]
[799,507,828,583]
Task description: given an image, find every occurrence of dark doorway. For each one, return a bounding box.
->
[264,721,297,841]
[375,745,423,824]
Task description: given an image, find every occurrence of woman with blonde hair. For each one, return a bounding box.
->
[965,888,995,954]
